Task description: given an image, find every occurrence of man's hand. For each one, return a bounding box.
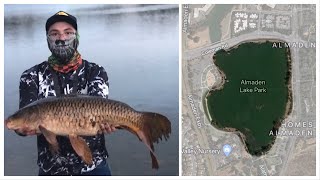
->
[98,122,116,134]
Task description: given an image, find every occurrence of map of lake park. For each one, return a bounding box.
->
[182,4,316,176]
[205,41,292,156]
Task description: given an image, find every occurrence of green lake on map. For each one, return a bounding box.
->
[205,41,292,155]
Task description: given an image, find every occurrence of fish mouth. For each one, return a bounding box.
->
[5,119,24,131]
[5,119,18,130]
[5,119,12,129]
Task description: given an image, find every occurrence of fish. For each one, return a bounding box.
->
[5,94,171,169]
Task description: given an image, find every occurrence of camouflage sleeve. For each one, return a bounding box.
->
[19,68,39,108]
[87,65,109,98]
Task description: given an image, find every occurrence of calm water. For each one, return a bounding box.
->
[206,42,289,155]
[4,4,179,176]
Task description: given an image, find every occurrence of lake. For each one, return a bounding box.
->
[205,41,292,155]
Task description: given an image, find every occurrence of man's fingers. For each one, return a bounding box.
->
[99,123,113,134]
[104,123,111,129]
[100,123,105,130]
[26,130,36,135]
[111,126,116,132]
[101,123,108,133]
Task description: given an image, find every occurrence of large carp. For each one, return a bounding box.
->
[5,95,171,169]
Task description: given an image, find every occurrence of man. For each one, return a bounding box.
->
[19,11,115,175]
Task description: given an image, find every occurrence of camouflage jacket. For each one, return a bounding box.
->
[19,59,109,175]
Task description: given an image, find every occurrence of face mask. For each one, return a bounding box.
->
[47,33,79,64]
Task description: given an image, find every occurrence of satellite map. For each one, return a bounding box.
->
[181,4,316,176]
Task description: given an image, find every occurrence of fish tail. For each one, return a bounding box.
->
[138,112,171,169]
[118,112,171,169]
[141,112,171,144]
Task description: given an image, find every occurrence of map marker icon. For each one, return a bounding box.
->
[223,144,232,157]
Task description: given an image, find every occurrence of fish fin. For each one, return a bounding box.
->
[117,125,159,169]
[136,130,159,169]
[116,113,170,169]
[116,125,159,169]
[118,112,171,169]
[69,134,93,165]
[39,125,59,154]
[141,112,171,144]
[140,112,171,169]
[116,125,139,138]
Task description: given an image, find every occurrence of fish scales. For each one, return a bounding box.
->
[6,95,171,169]
[45,98,151,135]
[51,99,120,135]
[41,97,124,134]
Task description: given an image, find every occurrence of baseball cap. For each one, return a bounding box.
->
[46,11,77,32]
